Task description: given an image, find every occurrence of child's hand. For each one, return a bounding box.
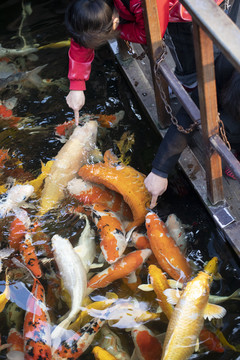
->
[144,172,168,208]
[66,90,85,125]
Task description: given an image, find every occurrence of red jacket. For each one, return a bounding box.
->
[68,0,223,90]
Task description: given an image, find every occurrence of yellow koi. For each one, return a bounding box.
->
[92,346,117,360]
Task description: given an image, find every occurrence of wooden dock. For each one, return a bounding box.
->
[108,39,240,258]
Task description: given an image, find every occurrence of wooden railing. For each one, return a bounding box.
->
[142,0,240,204]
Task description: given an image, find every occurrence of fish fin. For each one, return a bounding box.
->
[195,338,200,352]
[163,289,181,305]
[126,226,137,242]
[167,279,183,289]
[138,284,153,291]
[156,305,162,313]
[127,271,137,284]
[89,262,104,269]
[204,303,227,321]
[130,348,137,360]
[105,292,118,300]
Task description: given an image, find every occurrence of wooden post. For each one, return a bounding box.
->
[193,22,224,204]
[141,0,171,129]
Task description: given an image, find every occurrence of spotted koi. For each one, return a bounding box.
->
[53,318,105,359]
[131,325,162,360]
[23,278,52,359]
[19,233,42,278]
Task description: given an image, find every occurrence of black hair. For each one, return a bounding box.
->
[65,0,119,49]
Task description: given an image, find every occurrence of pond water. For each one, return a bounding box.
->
[0,0,240,359]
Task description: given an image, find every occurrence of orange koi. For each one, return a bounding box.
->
[9,217,28,251]
[23,278,52,359]
[78,149,151,231]
[53,318,104,359]
[199,328,224,353]
[161,257,226,360]
[0,104,21,127]
[131,325,162,360]
[7,328,24,353]
[92,346,117,359]
[145,211,192,283]
[67,178,132,220]
[87,249,152,293]
[96,112,122,128]
[19,234,42,278]
[91,204,127,263]
[55,119,75,137]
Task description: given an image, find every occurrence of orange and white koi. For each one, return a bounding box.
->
[19,233,42,278]
[91,204,129,264]
[67,178,132,221]
[161,257,226,360]
[7,328,24,359]
[87,249,152,294]
[78,149,151,231]
[51,234,87,339]
[129,230,150,250]
[8,210,30,251]
[145,211,192,283]
[52,317,105,359]
[92,346,117,360]
[131,325,162,360]
[98,325,131,360]
[39,120,98,216]
[23,278,52,359]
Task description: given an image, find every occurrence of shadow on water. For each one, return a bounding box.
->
[0,1,239,359]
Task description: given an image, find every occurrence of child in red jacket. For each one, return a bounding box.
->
[65,0,223,124]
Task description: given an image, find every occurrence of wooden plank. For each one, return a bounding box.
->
[180,0,240,72]
[193,23,224,204]
[141,0,170,129]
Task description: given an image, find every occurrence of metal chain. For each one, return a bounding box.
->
[124,40,146,60]
[217,113,231,150]
[154,44,198,134]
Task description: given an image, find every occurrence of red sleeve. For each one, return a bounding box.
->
[118,0,147,44]
[68,39,95,91]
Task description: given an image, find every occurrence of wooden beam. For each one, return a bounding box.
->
[180,0,240,72]
[193,22,224,204]
[141,0,170,129]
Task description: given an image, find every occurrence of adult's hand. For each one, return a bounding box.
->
[66,90,85,125]
[144,172,168,209]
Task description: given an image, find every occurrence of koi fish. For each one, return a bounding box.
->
[92,346,117,360]
[0,184,34,218]
[52,317,105,359]
[91,203,128,264]
[7,328,24,359]
[27,160,53,196]
[38,39,71,50]
[141,264,174,320]
[19,233,42,278]
[69,298,117,331]
[131,325,162,360]
[98,325,131,360]
[145,211,192,283]
[96,110,124,128]
[8,209,31,251]
[165,214,188,254]
[129,230,150,250]
[161,257,226,360]
[199,328,224,353]
[87,249,152,293]
[51,234,87,339]
[0,44,37,58]
[73,213,96,273]
[67,178,132,221]
[83,297,159,328]
[78,149,151,231]
[0,64,47,90]
[23,278,52,359]
[39,120,98,216]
